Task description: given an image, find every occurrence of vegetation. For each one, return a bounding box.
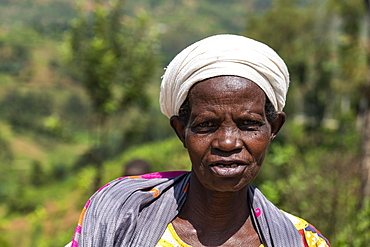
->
[63,0,160,190]
[0,0,368,246]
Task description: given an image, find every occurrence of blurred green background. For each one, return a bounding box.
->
[0,0,369,246]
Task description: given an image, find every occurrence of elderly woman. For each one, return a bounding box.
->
[68,34,330,247]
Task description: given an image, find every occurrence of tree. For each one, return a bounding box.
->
[244,0,369,243]
[246,0,338,126]
[362,0,370,199]
[63,0,159,190]
[326,0,369,201]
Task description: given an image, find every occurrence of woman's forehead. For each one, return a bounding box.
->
[186,76,267,117]
[188,76,265,101]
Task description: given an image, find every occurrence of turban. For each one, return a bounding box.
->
[160,34,290,118]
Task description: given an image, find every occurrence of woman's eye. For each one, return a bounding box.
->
[240,120,262,130]
[198,121,213,127]
[191,121,217,133]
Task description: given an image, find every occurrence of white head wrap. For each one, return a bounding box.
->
[160,34,289,118]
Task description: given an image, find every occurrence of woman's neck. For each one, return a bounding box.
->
[171,173,261,246]
[177,173,251,231]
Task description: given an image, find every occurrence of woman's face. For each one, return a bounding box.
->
[171,76,285,192]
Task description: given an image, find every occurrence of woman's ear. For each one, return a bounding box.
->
[170,116,187,148]
[270,111,286,140]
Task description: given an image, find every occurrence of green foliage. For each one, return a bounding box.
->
[246,0,367,127]
[104,137,190,181]
[43,116,73,142]
[0,89,55,135]
[63,0,160,118]
[117,104,175,151]
[6,182,40,214]
[60,91,91,125]
[0,221,11,247]
[0,135,13,166]
[258,120,363,244]
[51,163,69,182]
[125,0,250,64]
[245,3,368,242]
[0,127,14,203]
[61,0,161,191]
[30,160,45,187]
[335,198,370,246]
[0,25,40,75]
[330,0,368,95]
[0,88,52,119]
[0,0,77,40]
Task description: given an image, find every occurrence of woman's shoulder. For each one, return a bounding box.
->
[92,171,190,197]
[282,211,331,247]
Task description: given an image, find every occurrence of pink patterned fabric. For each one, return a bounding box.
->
[70,171,189,247]
[120,171,188,179]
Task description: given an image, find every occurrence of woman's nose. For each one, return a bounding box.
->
[211,127,243,152]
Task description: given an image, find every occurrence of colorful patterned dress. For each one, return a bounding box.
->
[67,171,330,247]
[156,213,330,247]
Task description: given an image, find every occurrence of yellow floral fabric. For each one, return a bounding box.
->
[155,212,330,247]
[155,223,262,247]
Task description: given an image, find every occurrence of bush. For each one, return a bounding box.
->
[30,160,45,187]
[0,89,54,131]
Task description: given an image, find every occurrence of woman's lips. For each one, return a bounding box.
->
[209,163,248,176]
[211,163,239,168]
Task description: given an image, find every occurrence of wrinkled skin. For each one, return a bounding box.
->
[171,76,285,193]
[170,76,286,246]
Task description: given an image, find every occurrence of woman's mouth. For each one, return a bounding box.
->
[209,163,247,176]
[213,163,239,168]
